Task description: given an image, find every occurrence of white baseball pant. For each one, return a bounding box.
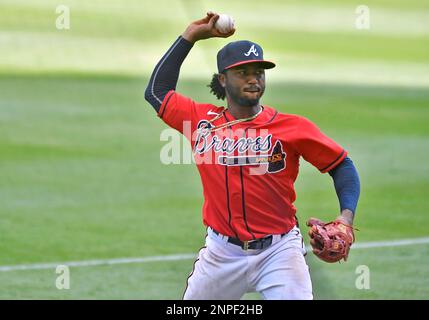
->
[183,226,313,300]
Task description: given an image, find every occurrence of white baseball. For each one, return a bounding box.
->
[215,14,235,34]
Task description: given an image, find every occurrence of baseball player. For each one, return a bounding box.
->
[144,13,360,300]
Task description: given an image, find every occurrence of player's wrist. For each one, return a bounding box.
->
[181,30,197,44]
[337,209,354,225]
[180,33,196,47]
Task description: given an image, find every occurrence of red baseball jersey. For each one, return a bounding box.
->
[158,90,347,240]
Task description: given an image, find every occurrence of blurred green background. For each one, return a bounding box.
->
[0,0,428,299]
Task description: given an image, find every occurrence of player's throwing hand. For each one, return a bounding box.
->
[182,12,236,43]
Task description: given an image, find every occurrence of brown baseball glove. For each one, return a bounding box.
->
[306,217,356,263]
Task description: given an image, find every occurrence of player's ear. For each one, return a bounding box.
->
[218,73,226,88]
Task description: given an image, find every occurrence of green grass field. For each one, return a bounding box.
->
[0,0,428,299]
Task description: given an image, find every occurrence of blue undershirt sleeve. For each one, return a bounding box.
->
[144,36,194,112]
[328,157,361,214]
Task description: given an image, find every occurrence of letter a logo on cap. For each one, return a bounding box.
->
[244,44,259,57]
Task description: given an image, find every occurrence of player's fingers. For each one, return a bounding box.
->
[310,238,319,245]
[193,13,215,25]
[307,218,324,227]
[217,27,235,38]
[308,231,315,239]
[208,14,219,28]
[226,28,236,36]
[312,247,322,255]
[310,238,323,250]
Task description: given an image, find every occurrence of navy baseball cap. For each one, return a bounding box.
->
[217,40,276,73]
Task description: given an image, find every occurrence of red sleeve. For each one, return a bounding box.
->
[157,90,195,134]
[292,116,347,173]
[157,90,219,141]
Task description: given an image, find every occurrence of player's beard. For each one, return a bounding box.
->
[226,85,265,107]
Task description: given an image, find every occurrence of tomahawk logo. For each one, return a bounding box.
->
[244,44,259,57]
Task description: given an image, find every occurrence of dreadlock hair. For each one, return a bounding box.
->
[208,73,226,100]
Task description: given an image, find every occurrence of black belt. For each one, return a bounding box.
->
[211,228,286,250]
